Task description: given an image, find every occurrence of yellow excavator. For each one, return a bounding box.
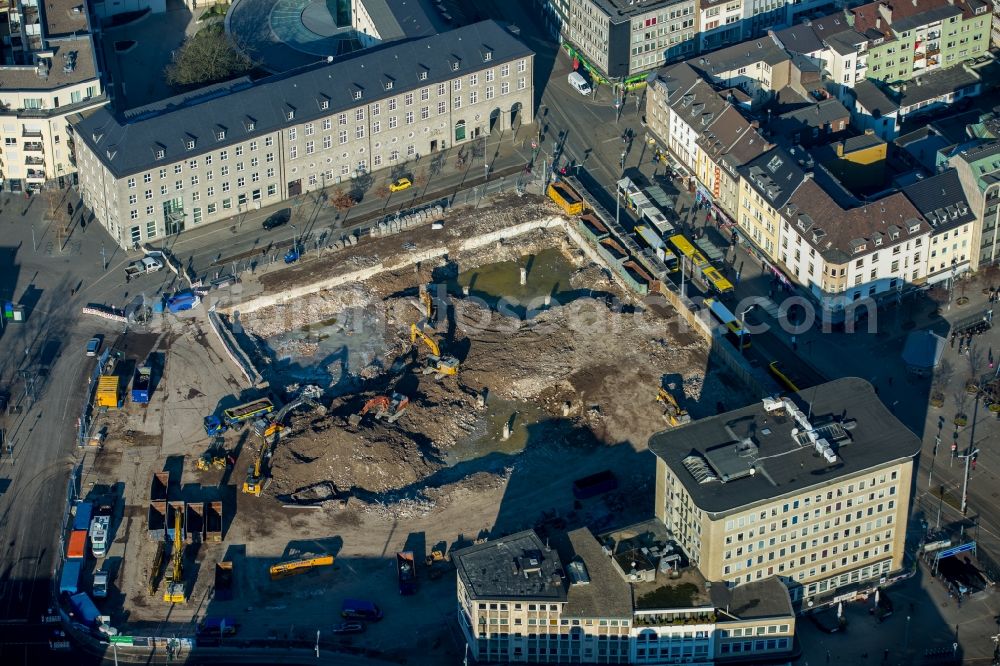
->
[418,284,435,323]
[163,511,186,603]
[657,387,691,427]
[409,323,459,378]
[242,434,272,497]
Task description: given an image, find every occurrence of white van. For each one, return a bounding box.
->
[568,71,591,96]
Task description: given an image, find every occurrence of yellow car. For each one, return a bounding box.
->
[389,177,412,192]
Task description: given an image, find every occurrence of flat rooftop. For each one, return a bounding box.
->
[452,530,568,603]
[897,67,981,108]
[590,0,691,22]
[648,377,922,515]
[710,577,794,620]
[41,0,89,37]
[556,528,633,619]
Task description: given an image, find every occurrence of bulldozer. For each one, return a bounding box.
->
[348,393,409,427]
[657,386,691,427]
[242,434,272,497]
[163,511,186,603]
[195,439,234,471]
[410,323,459,379]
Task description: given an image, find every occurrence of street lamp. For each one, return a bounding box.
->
[620,151,626,177]
[738,304,756,354]
[290,224,298,248]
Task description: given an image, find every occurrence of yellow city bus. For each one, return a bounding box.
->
[668,235,709,269]
[769,361,804,393]
[702,266,734,294]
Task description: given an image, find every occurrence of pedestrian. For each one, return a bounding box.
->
[791,335,798,352]
[951,332,956,348]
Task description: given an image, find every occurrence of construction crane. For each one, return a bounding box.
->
[409,323,459,378]
[269,555,335,580]
[657,387,691,427]
[348,393,409,426]
[242,434,272,497]
[163,511,186,603]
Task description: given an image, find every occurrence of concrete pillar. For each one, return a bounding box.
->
[463,285,470,296]
[520,267,527,285]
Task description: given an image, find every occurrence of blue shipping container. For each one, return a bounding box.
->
[68,592,100,627]
[59,560,82,595]
[72,502,93,532]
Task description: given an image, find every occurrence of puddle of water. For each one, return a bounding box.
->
[262,309,386,391]
[447,248,579,313]
[445,397,549,464]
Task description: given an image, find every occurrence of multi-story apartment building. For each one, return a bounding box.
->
[0,0,104,191]
[453,526,798,665]
[650,377,920,605]
[71,21,533,248]
[902,169,977,284]
[950,141,1000,267]
[698,0,745,52]
[688,34,793,108]
[568,0,697,81]
[736,146,809,259]
[852,0,990,84]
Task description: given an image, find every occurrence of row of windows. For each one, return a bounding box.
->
[719,637,790,654]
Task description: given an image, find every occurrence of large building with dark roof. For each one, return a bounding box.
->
[452,526,797,664]
[71,20,533,248]
[649,377,920,606]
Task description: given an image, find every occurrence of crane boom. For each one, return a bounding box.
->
[410,323,441,357]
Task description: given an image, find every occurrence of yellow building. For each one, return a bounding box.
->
[649,377,919,607]
[453,526,797,664]
[815,131,888,193]
[735,146,810,258]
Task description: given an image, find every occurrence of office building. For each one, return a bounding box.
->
[950,141,1000,267]
[650,377,920,605]
[453,525,798,664]
[71,20,533,248]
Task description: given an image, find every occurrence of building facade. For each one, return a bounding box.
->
[950,141,1000,267]
[0,0,104,191]
[72,21,533,248]
[453,527,797,665]
[568,0,697,80]
[650,378,920,606]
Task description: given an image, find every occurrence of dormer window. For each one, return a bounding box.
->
[484,51,493,62]
[318,95,330,110]
[909,223,920,233]
[385,81,393,90]
[353,90,362,100]
[419,71,428,81]
[247,121,255,131]
[155,148,165,159]
[216,129,226,141]
[874,237,882,246]
[451,61,459,71]
[186,139,195,150]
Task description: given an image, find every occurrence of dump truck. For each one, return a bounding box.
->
[131,365,152,404]
[572,470,618,500]
[59,560,82,595]
[214,562,234,601]
[222,398,274,427]
[397,551,417,596]
[547,181,584,215]
[72,501,93,532]
[95,375,119,409]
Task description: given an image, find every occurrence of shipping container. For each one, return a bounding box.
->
[72,501,93,532]
[185,502,205,544]
[131,365,152,404]
[59,560,82,595]
[67,530,88,559]
[150,471,169,502]
[206,501,223,542]
[147,501,167,541]
[95,376,119,409]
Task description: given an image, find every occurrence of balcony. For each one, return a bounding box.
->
[25,169,45,181]
[22,141,42,152]
[23,155,43,166]
[21,128,41,138]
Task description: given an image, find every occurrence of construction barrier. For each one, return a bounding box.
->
[207,308,262,387]
[81,305,127,323]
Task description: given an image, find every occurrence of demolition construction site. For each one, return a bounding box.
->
[75,193,746,660]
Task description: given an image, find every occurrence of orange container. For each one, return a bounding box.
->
[67,530,88,559]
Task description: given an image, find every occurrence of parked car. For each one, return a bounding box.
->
[331,622,366,634]
[86,337,102,357]
[284,247,301,264]
[263,212,289,230]
[341,599,382,621]
[389,177,412,192]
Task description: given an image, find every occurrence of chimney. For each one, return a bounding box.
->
[876,17,882,29]
[836,141,844,157]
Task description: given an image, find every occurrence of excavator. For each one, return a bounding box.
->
[409,323,459,379]
[163,511,186,603]
[418,284,435,323]
[242,433,272,497]
[657,386,691,427]
[348,392,409,426]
